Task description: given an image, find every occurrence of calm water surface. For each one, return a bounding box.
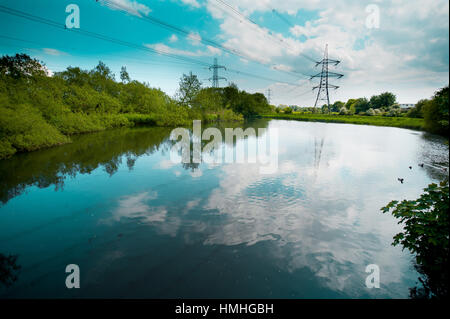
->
[0,119,448,298]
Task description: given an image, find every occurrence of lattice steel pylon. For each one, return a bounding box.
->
[311,44,343,112]
[266,88,272,104]
[209,58,227,88]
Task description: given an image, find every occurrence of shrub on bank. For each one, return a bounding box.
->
[0,105,70,156]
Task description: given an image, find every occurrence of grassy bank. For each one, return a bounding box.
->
[1,55,256,160]
[260,113,425,131]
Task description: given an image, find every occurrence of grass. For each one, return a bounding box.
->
[261,113,425,131]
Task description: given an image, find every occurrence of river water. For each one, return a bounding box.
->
[0,119,448,298]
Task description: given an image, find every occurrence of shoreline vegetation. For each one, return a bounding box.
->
[258,113,426,131]
[1,53,448,159]
[0,54,271,159]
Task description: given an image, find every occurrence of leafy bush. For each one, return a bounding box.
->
[382,181,449,299]
[339,107,348,115]
[283,107,293,114]
[0,139,16,158]
[0,105,70,155]
[423,86,449,135]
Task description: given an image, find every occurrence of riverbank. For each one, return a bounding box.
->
[0,112,244,160]
[260,113,425,131]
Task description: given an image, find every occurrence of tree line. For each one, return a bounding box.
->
[0,54,272,159]
[276,88,448,136]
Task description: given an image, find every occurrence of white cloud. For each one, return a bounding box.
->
[169,34,178,43]
[145,43,213,57]
[180,0,201,8]
[100,0,151,17]
[187,31,202,46]
[204,0,449,105]
[110,191,168,223]
[43,48,66,56]
[207,45,222,55]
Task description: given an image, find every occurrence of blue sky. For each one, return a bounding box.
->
[0,0,448,105]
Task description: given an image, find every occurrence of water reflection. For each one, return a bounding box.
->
[0,253,20,288]
[0,120,448,298]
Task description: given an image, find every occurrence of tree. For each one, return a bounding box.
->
[422,86,449,135]
[55,66,89,86]
[283,106,293,114]
[176,72,202,107]
[407,99,427,118]
[354,98,370,114]
[91,61,115,81]
[370,92,396,109]
[332,101,344,112]
[339,106,348,115]
[0,54,46,79]
[120,66,131,84]
[382,181,449,299]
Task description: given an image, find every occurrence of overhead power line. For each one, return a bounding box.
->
[212,0,317,64]
[0,4,314,89]
[271,9,295,28]
[99,0,309,79]
[0,4,212,67]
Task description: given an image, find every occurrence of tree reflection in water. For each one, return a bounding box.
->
[0,120,270,204]
[0,253,20,288]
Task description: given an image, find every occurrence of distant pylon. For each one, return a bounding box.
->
[266,88,272,104]
[209,57,227,88]
[311,44,343,112]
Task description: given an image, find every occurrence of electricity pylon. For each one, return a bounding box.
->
[209,58,227,88]
[266,88,272,104]
[311,44,343,112]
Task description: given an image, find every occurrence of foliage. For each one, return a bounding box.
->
[283,107,293,114]
[120,66,130,84]
[176,71,202,107]
[331,101,345,112]
[261,113,425,130]
[381,181,449,299]
[0,53,47,79]
[354,97,371,114]
[268,87,447,136]
[0,253,21,287]
[339,107,349,115]
[370,92,397,109]
[422,86,449,136]
[0,54,254,159]
[384,107,402,117]
[407,99,427,118]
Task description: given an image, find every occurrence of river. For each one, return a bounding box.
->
[0,119,448,298]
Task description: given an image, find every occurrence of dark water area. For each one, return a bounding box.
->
[0,119,448,298]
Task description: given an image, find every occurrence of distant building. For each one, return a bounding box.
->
[398,103,415,109]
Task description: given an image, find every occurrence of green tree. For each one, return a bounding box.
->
[370,92,396,109]
[354,97,370,114]
[382,181,449,299]
[422,86,449,135]
[176,72,202,107]
[407,99,427,118]
[332,101,344,112]
[283,106,293,114]
[0,53,46,79]
[120,66,131,84]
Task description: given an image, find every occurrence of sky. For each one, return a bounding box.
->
[0,0,448,106]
